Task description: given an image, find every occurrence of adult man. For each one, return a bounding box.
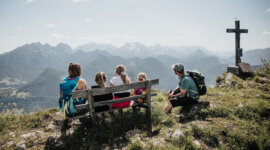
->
[164,63,199,113]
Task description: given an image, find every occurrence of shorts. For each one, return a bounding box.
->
[112,92,131,108]
[170,96,198,107]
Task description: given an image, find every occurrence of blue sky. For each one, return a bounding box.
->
[0,0,269,55]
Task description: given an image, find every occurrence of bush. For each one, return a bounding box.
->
[216,76,223,84]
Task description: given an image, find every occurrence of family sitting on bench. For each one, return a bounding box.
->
[59,63,150,120]
[59,62,205,121]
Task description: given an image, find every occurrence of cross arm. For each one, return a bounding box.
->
[226,29,236,33]
[239,29,248,33]
[227,29,248,33]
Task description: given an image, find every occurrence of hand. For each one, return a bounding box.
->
[168,93,173,99]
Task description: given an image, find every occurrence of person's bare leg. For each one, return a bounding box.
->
[164,101,173,113]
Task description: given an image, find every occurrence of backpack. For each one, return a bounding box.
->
[59,77,83,116]
[185,71,207,95]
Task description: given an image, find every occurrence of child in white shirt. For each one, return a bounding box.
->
[110,65,131,108]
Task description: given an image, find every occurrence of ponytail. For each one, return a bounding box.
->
[116,65,131,84]
[120,72,131,84]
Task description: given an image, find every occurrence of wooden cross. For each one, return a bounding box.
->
[227,20,248,66]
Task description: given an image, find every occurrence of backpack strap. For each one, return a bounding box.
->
[72,77,80,91]
[64,77,80,93]
[66,77,80,91]
[63,77,69,81]
[73,77,80,84]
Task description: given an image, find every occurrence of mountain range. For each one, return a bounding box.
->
[0,42,269,112]
[219,47,270,66]
[75,42,212,58]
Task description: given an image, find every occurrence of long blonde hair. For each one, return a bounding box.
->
[116,65,131,84]
[95,72,107,87]
[137,72,147,82]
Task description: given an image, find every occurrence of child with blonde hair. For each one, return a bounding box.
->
[110,65,131,108]
[133,72,147,103]
[91,72,113,112]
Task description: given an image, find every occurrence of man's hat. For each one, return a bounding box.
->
[172,63,184,72]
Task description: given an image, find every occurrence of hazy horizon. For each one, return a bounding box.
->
[1,0,270,55]
[2,41,270,58]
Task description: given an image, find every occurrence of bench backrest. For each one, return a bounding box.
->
[72,79,159,113]
[72,79,159,98]
[71,79,159,132]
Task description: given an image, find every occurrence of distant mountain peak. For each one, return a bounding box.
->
[121,42,147,49]
[56,43,72,53]
[30,42,42,46]
[56,43,70,48]
[74,42,116,52]
[189,49,208,57]
[7,42,72,56]
[17,42,42,49]
[37,67,63,80]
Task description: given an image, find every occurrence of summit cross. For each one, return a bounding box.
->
[227,20,248,66]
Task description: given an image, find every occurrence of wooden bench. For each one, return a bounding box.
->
[71,79,159,132]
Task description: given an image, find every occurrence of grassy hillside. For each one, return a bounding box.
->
[0,62,270,149]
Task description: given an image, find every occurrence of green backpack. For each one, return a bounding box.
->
[185,71,207,95]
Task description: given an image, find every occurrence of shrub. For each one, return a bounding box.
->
[216,76,223,84]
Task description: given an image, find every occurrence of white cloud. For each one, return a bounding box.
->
[265,8,270,13]
[43,24,55,28]
[263,31,270,35]
[26,0,34,4]
[85,19,92,23]
[51,33,71,39]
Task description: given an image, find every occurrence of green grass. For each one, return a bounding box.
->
[192,125,219,147]
[0,107,58,132]
[1,62,270,149]
[0,107,59,148]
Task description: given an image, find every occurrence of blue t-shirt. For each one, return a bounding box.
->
[179,75,199,101]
